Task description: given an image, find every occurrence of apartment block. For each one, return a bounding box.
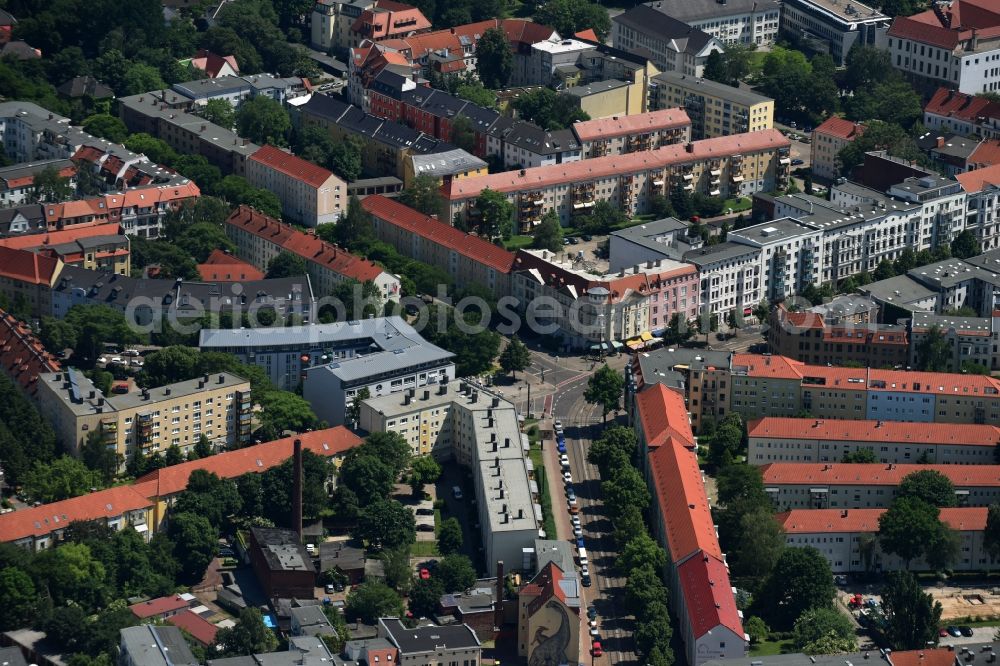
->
[727,218,822,302]
[748,416,1000,465]
[224,205,401,301]
[571,109,691,158]
[378,618,482,666]
[311,0,375,52]
[619,0,779,47]
[0,222,130,275]
[446,130,791,227]
[631,347,733,433]
[957,164,1000,252]
[348,1,431,49]
[863,256,1000,319]
[810,117,865,180]
[246,145,345,226]
[121,625,199,666]
[909,311,994,371]
[361,195,515,299]
[359,381,538,576]
[888,0,1000,95]
[0,246,62,319]
[781,0,889,65]
[612,6,724,76]
[0,159,76,207]
[924,87,1000,139]
[35,369,251,461]
[778,507,992,573]
[634,383,747,665]
[762,462,1000,510]
[649,71,774,140]
[404,148,487,188]
[0,307,61,398]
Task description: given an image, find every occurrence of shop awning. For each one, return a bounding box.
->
[640,331,654,342]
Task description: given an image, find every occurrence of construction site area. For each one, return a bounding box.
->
[930,585,1000,622]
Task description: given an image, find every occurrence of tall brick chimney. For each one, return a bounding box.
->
[293,438,303,539]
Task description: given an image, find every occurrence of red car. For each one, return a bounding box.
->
[939,628,949,638]
[419,568,430,580]
[592,641,603,657]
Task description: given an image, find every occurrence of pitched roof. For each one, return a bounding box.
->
[197,249,265,282]
[0,246,61,285]
[612,4,717,53]
[777,507,988,533]
[925,87,1000,122]
[361,195,515,273]
[0,222,124,251]
[813,116,865,141]
[130,595,190,619]
[191,50,239,78]
[167,610,219,646]
[0,308,61,395]
[570,108,691,142]
[574,29,599,41]
[635,382,694,449]
[446,129,789,199]
[730,353,804,379]
[676,552,744,641]
[225,206,386,282]
[762,462,1000,487]
[969,139,1000,167]
[0,484,154,543]
[249,144,338,189]
[956,162,1000,193]
[888,0,1000,49]
[889,648,957,666]
[56,75,115,99]
[135,427,362,497]
[748,417,1000,447]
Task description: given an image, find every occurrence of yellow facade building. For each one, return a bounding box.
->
[650,71,774,140]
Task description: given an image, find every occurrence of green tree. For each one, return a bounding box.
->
[82,113,128,143]
[754,547,835,629]
[531,210,563,251]
[880,570,943,650]
[174,470,244,530]
[339,452,395,507]
[328,136,363,181]
[122,62,167,95]
[399,173,447,218]
[0,567,36,630]
[173,222,235,263]
[579,200,627,235]
[123,133,178,166]
[898,470,957,507]
[22,455,104,503]
[345,581,404,623]
[475,188,514,240]
[703,51,729,85]
[914,325,952,372]
[346,386,371,428]
[730,507,786,583]
[837,121,920,175]
[586,426,636,476]
[266,250,308,279]
[951,230,981,259]
[511,87,589,130]
[31,164,73,203]
[201,98,236,129]
[438,517,463,555]
[842,447,877,463]
[670,186,695,220]
[475,27,513,89]
[584,364,624,424]
[793,607,856,653]
[498,336,531,378]
[258,449,330,525]
[878,496,945,567]
[215,608,278,656]
[845,80,922,129]
[323,195,373,250]
[618,533,667,575]
[258,391,319,438]
[745,616,770,645]
[167,511,218,584]
[235,96,291,146]
[353,499,416,551]
[450,114,477,154]
[380,545,413,593]
[845,45,896,90]
[364,431,412,476]
[455,83,496,109]
[602,465,650,518]
[534,0,611,41]
[437,553,477,592]
[32,542,107,609]
[80,430,122,484]
[408,455,441,497]
[44,605,90,651]
[408,576,445,617]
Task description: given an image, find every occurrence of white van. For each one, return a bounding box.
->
[578,547,588,567]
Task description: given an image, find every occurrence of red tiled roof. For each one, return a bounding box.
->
[676,553,744,641]
[777,507,988,533]
[225,206,386,283]
[956,162,1000,193]
[813,117,865,141]
[0,246,61,285]
[925,87,1000,122]
[748,417,1000,447]
[524,561,572,616]
[0,484,154,544]
[888,15,962,49]
[446,129,790,199]
[890,649,957,666]
[198,249,265,282]
[635,383,694,450]
[351,5,431,38]
[167,609,219,646]
[762,462,1000,487]
[361,195,515,273]
[191,49,239,78]
[571,108,691,142]
[731,353,804,379]
[130,595,190,619]
[0,222,123,250]
[249,144,338,189]
[0,309,61,395]
[969,139,1000,167]
[574,29,599,41]
[135,426,362,498]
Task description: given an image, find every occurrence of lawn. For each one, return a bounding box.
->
[504,235,535,250]
[528,443,558,538]
[411,541,438,557]
[749,639,795,656]
[723,197,753,213]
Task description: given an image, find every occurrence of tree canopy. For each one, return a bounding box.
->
[754,546,835,629]
[880,570,943,650]
[475,28,512,90]
[584,364,624,423]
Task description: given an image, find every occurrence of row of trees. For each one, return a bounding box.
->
[586,426,674,665]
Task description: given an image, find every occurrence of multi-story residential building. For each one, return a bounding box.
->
[348,1,431,49]
[762,462,1000,510]
[924,87,1000,139]
[909,311,995,371]
[446,130,791,227]
[224,205,401,301]
[361,195,515,298]
[0,159,76,208]
[612,5,725,76]
[484,118,581,169]
[649,71,774,140]
[404,148,487,188]
[617,0,780,47]
[35,369,251,460]
[511,248,700,350]
[781,0,889,66]
[685,242,764,324]
[778,507,992,573]
[0,222,130,274]
[0,246,62,318]
[810,117,865,180]
[0,307,61,398]
[571,109,691,158]
[378,618,482,666]
[630,346,733,432]
[957,163,1000,251]
[359,381,538,576]
[727,218,823,302]
[246,145,346,226]
[311,0,375,53]
[608,216,695,270]
[121,625,200,666]
[0,427,362,550]
[748,416,1000,464]
[517,562,582,665]
[634,383,747,665]
[199,316,445,392]
[888,0,1000,95]
[861,257,1000,319]
[170,74,309,109]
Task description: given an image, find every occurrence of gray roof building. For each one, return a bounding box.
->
[120,625,199,666]
[378,618,481,655]
[0,647,28,666]
[409,149,487,179]
[636,0,780,24]
[613,5,718,56]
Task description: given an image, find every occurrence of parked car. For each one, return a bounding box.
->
[97,356,108,364]
[566,487,576,500]
[111,383,129,395]
[124,349,140,357]
[947,626,962,637]
[416,508,434,516]
[452,486,463,499]
[568,237,579,245]
[219,547,235,557]
[791,158,804,166]
[581,234,592,241]
[420,568,431,580]
[587,605,597,620]
[574,527,583,539]
[571,516,581,527]
[939,627,949,638]
[568,505,579,515]
[325,584,335,594]
[960,626,974,637]
[306,544,316,555]
[563,471,573,484]
[576,537,585,549]
[416,524,435,532]
[567,496,578,507]
[110,356,126,365]
[131,359,143,367]
[554,420,562,430]
[557,442,567,454]
[581,564,589,577]
[582,574,592,587]
[592,640,602,656]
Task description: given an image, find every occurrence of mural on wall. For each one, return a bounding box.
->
[528,600,572,666]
